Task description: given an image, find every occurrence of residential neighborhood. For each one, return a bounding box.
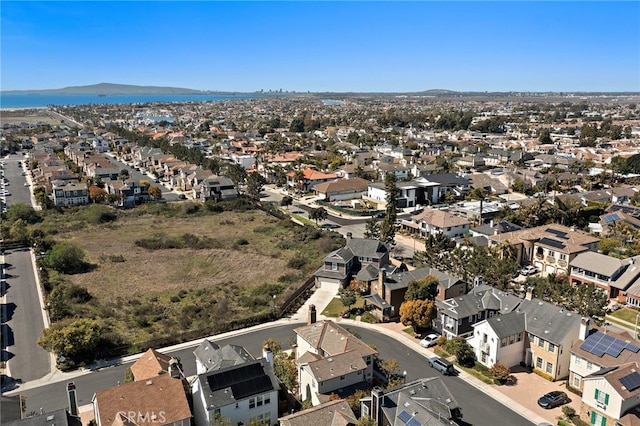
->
[3,93,640,426]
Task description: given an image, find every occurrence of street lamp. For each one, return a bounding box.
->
[402,370,407,383]
[272,294,277,312]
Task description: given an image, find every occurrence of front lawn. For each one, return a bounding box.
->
[608,307,640,324]
[321,296,366,317]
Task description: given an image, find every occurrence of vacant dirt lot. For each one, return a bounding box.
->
[0,109,63,126]
[64,213,292,300]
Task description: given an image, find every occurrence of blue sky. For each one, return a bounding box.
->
[2,1,639,92]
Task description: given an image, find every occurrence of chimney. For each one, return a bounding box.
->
[262,344,274,364]
[66,382,78,416]
[378,270,386,299]
[525,286,535,301]
[308,304,316,324]
[168,357,181,379]
[579,317,590,341]
[371,387,384,426]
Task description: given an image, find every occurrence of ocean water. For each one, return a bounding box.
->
[0,93,259,108]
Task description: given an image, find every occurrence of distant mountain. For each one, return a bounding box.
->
[1,83,215,95]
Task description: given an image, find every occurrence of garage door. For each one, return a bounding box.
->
[317,277,341,292]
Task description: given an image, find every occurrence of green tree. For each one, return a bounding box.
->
[280,195,293,210]
[118,169,130,181]
[538,129,552,144]
[380,173,398,245]
[225,163,247,193]
[148,185,162,199]
[363,217,381,239]
[6,202,41,224]
[246,172,266,200]
[9,218,28,242]
[339,287,357,311]
[405,276,439,301]
[399,299,436,332]
[356,417,377,426]
[37,318,101,360]
[89,185,107,203]
[309,207,328,225]
[44,242,86,274]
[443,336,475,367]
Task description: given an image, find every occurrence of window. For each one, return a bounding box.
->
[331,262,338,271]
[538,338,545,348]
[264,394,270,404]
[516,332,522,342]
[587,361,594,370]
[251,413,270,424]
[548,250,556,258]
[536,357,543,368]
[546,362,553,375]
[340,375,345,381]
[508,334,515,345]
[249,398,255,409]
[575,357,582,366]
[560,254,567,261]
[591,411,606,426]
[501,338,507,347]
[256,395,264,406]
[548,343,556,353]
[595,389,609,405]
[573,376,581,388]
[481,352,487,363]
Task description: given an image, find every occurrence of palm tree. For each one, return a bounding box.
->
[469,187,488,226]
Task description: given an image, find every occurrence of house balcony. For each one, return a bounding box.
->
[558,259,568,268]
[546,256,556,264]
[535,254,544,260]
[480,342,491,353]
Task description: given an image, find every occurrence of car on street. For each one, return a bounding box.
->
[419,333,440,348]
[428,356,454,375]
[537,391,569,409]
[520,265,538,276]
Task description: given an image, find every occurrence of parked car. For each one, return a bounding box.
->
[520,265,538,276]
[428,356,454,375]
[420,333,440,348]
[537,391,569,409]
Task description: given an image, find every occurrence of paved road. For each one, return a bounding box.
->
[1,153,52,384]
[1,248,51,383]
[1,154,31,208]
[10,323,532,425]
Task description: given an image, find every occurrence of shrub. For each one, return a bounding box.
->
[490,363,511,382]
[84,204,117,223]
[236,238,249,246]
[287,256,307,269]
[44,242,87,274]
[562,405,576,418]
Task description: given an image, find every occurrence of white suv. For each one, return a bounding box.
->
[520,265,538,276]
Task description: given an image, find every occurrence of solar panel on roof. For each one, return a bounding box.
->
[620,372,640,391]
[592,347,606,357]
[546,228,569,239]
[398,411,412,423]
[626,342,640,353]
[580,338,597,353]
[539,237,566,249]
[407,418,422,426]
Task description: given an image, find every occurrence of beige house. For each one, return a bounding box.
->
[294,314,377,406]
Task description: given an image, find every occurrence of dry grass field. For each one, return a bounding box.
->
[38,203,342,350]
[64,213,291,299]
[0,109,63,126]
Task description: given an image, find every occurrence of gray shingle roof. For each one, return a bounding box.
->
[485,312,526,338]
[436,285,521,319]
[516,298,582,345]
[193,340,254,373]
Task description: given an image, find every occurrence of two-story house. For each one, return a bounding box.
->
[569,320,640,393]
[193,175,237,203]
[313,237,389,292]
[192,358,279,426]
[294,315,377,406]
[286,169,337,194]
[93,371,191,426]
[435,284,522,339]
[488,223,600,274]
[278,399,357,426]
[365,266,467,322]
[400,208,471,239]
[105,179,151,208]
[569,252,640,302]
[580,363,640,425]
[193,340,254,375]
[359,378,462,426]
[52,181,90,207]
[469,290,583,381]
